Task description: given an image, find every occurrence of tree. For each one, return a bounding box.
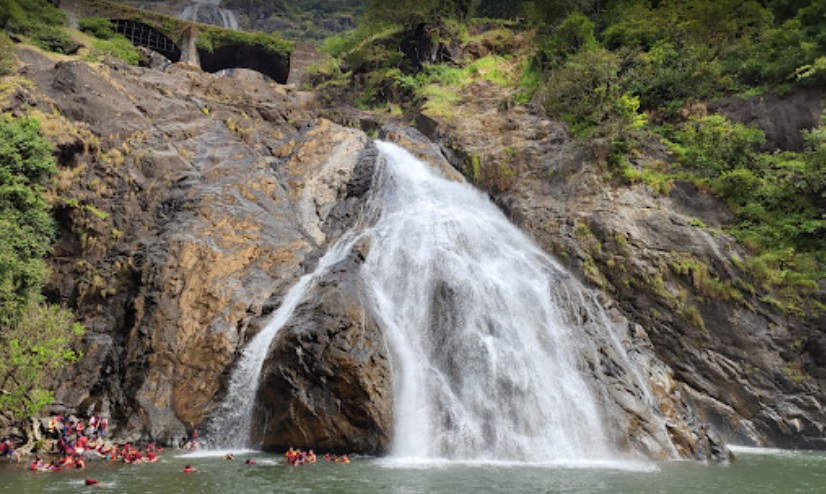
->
[529,0,632,28]
[0,115,56,319]
[0,304,84,420]
[476,0,527,19]
[540,10,598,68]
[0,115,84,422]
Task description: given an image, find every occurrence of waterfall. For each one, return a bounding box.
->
[178,0,238,30]
[207,141,671,460]
[363,142,623,461]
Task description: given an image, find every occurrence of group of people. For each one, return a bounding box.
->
[47,414,108,442]
[28,442,160,472]
[284,447,350,465]
[8,415,355,478]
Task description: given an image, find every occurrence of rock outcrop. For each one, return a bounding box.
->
[255,239,392,454]
[415,78,826,451]
[11,46,371,443]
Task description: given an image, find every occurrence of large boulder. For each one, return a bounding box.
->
[254,240,392,453]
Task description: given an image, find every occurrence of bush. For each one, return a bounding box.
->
[23,22,74,53]
[196,27,293,59]
[535,48,644,137]
[0,113,85,422]
[86,36,142,65]
[669,115,766,176]
[79,17,118,40]
[0,303,84,420]
[1,0,73,54]
[539,11,597,68]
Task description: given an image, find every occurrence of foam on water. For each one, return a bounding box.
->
[375,456,659,473]
[728,445,826,459]
[173,449,258,458]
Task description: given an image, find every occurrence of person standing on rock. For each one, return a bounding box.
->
[1,437,19,462]
[48,416,60,440]
[99,416,108,438]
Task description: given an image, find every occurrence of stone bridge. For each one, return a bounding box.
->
[56,0,292,83]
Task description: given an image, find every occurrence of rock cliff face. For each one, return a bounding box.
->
[12,46,372,442]
[5,41,824,458]
[412,79,826,450]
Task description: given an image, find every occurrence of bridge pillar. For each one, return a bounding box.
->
[179,26,201,68]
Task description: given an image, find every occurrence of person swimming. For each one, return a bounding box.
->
[183,465,197,473]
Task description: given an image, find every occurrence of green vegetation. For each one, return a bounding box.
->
[0,33,17,76]
[0,115,84,422]
[0,304,84,419]
[79,18,142,65]
[0,115,57,314]
[196,27,293,60]
[0,0,73,54]
[78,17,119,40]
[522,1,826,313]
[653,115,826,311]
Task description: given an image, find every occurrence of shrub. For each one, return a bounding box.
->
[1,0,73,53]
[0,113,85,422]
[196,28,293,59]
[539,11,597,68]
[79,17,118,40]
[535,48,644,138]
[0,115,56,316]
[0,303,84,420]
[87,36,142,65]
[669,115,766,177]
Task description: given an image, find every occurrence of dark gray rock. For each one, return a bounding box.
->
[255,240,392,454]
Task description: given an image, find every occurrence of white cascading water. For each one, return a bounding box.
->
[179,0,239,30]
[208,141,669,460]
[364,142,616,461]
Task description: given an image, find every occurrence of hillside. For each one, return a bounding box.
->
[0,0,825,458]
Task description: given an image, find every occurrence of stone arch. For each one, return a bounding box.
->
[197,44,290,84]
[111,19,182,62]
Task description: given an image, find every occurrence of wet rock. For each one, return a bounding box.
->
[255,240,392,454]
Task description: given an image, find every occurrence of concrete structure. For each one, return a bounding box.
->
[56,0,291,83]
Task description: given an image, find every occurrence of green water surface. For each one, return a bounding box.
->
[1,448,824,494]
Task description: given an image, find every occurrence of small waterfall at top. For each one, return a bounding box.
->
[207,141,670,460]
[178,0,239,30]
